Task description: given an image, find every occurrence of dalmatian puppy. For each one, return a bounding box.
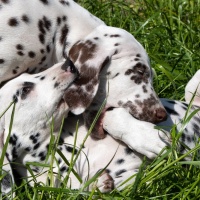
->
[0,61,170,197]
[0,0,167,131]
[0,59,79,196]
[66,25,168,139]
[103,72,200,158]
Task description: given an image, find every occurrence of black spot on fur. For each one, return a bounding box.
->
[136,54,141,57]
[25,147,31,152]
[21,15,30,23]
[125,147,133,155]
[13,95,18,103]
[166,100,176,105]
[0,36,2,41]
[32,153,36,157]
[193,123,199,135]
[13,69,17,74]
[16,44,24,50]
[8,17,19,26]
[58,158,62,164]
[65,145,77,154]
[57,17,61,25]
[105,169,111,174]
[32,167,39,173]
[43,16,51,31]
[59,147,63,151]
[30,133,40,144]
[38,19,46,34]
[28,51,36,58]
[114,49,118,55]
[38,151,46,161]
[165,107,179,116]
[116,159,125,165]
[39,34,45,44]
[62,16,67,21]
[94,37,99,40]
[40,0,49,5]
[59,0,70,6]
[60,24,69,44]
[59,137,64,145]
[181,133,186,142]
[33,143,40,150]
[110,34,121,38]
[68,132,73,136]
[17,51,24,56]
[46,45,51,53]
[186,136,192,142]
[9,134,18,146]
[2,0,10,3]
[112,73,119,79]
[0,59,5,64]
[60,166,68,172]
[135,94,140,98]
[40,76,45,80]
[40,49,45,54]
[115,169,127,177]
[143,85,148,93]
[54,82,60,88]
[39,56,46,64]
[12,147,18,160]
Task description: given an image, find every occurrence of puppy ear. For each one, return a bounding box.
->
[64,40,113,115]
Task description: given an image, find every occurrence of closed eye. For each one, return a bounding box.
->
[20,82,35,100]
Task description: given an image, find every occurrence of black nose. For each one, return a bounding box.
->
[61,58,79,75]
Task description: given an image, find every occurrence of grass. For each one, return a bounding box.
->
[1,0,200,199]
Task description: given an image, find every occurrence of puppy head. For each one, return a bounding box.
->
[0,60,78,135]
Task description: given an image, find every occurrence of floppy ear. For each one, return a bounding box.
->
[64,39,114,115]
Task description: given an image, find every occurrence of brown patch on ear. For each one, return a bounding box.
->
[77,64,98,86]
[69,40,97,64]
[65,40,111,114]
[64,85,94,113]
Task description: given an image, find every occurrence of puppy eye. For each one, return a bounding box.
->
[20,86,32,99]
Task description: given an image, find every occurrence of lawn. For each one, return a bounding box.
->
[3,0,200,199]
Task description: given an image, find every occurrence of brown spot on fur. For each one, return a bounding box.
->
[73,64,98,86]
[143,85,148,93]
[60,24,69,44]
[86,84,94,92]
[122,94,166,123]
[125,62,149,84]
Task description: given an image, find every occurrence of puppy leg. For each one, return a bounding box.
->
[103,108,170,159]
